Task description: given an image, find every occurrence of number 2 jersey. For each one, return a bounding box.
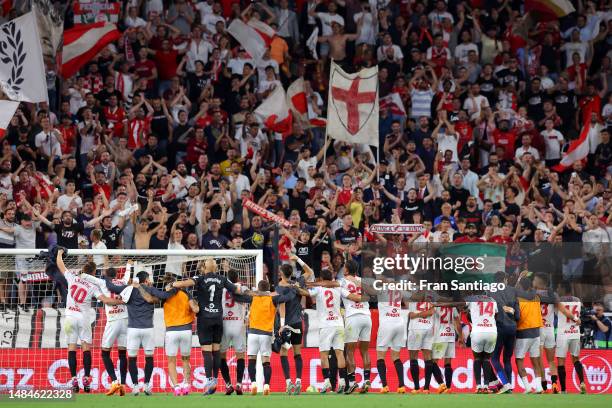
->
[309,286,349,328]
[557,296,581,339]
[192,273,237,319]
[466,295,498,334]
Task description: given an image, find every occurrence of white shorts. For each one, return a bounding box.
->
[165,330,193,357]
[101,319,128,349]
[64,316,92,345]
[221,324,246,352]
[540,328,556,349]
[471,332,497,354]
[127,327,155,357]
[555,337,580,358]
[247,333,272,357]
[407,328,434,351]
[345,314,372,343]
[514,337,541,358]
[318,327,345,351]
[432,342,455,359]
[376,323,405,352]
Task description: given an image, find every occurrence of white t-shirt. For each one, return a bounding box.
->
[377,44,403,62]
[340,277,370,317]
[514,146,540,161]
[433,306,459,343]
[353,12,376,45]
[235,127,267,157]
[34,130,62,158]
[463,95,490,120]
[309,285,348,328]
[203,13,225,34]
[91,241,107,267]
[437,132,459,162]
[296,156,317,180]
[557,301,581,339]
[541,129,564,160]
[93,275,128,322]
[227,57,255,75]
[57,194,83,212]
[65,271,102,319]
[408,301,434,330]
[541,302,555,329]
[194,1,213,23]
[377,290,404,325]
[222,285,246,328]
[466,296,498,334]
[454,43,479,64]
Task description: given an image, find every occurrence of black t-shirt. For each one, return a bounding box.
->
[400,199,423,223]
[478,76,497,106]
[192,273,236,319]
[55,222,84,249]
[150,108,170,141]
[149,234,168,249]
[449,186,470,209]
[496,68,524,88]
[96,88,123,106]
[335,226,361,246]
[187,72,209,101]
[201,232,229,249]
[101,226,122,249]
[525,90,545,122]
[553,90,576,129]
[289,189,309,218]
[294,240,313,273]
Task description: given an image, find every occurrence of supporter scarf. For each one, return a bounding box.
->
[124,34,135,64]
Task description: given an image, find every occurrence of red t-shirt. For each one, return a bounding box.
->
[58,125,77,155]
[488,235,513,244]
[155,50,179,80]
[336,187,352,206]
[134,60,156,88]
[493,129,518,160]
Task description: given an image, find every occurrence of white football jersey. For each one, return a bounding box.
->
[340,277,370,318]
[433,306,459,343]
[377,290,404,324]
[540,302,555,329]
[408,301,434,330]
[223,285,246,327]
[309,286,347,328]
[467,296,498,334]
[557,300,581,339]
[65,271,102,319]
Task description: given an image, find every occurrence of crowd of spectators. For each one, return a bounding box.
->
[0,1,610,324]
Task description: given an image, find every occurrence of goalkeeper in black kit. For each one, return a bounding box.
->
[172,258,243,394]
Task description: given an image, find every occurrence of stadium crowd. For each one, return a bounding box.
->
[0,0,610,330]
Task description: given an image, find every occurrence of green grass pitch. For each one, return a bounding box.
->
[3,393,610,408]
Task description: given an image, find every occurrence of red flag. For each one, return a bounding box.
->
[61,22,121,78]
[552,123,590,172]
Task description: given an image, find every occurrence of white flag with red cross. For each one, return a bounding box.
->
[326,62,379,146]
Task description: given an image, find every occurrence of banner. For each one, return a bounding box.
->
[0,347,609,394]
[73,1,121,25]
[242,199,291,227]
[0,12,48,103]
[369,224,423,234]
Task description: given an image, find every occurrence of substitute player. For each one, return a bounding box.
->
[105,270,178,395]
[172,258,242,394]
[244,280,295,395]
[219,269,248,395]
[407,297,435,393]
[431,305,462,393]
[466,294,498,393]
[555,283,585,394]
[161,274,198,396]
[340,260,371,394]
[52,247,123,393]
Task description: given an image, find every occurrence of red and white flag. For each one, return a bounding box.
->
[380,92,406,117]
[62,22,121,78]
[552,123,590,172]
[0,100,19,139]
[286,78,326,128]
[254,85,292,135]
[327,61,379,146]
[227,19,275,62]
